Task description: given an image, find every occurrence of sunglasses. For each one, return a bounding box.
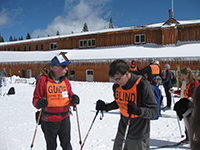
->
[57,65,67,69]
[113,73,126,81]
[114,77,122,81]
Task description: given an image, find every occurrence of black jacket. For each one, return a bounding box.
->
[106,73,158,140]
[130,63,162,86]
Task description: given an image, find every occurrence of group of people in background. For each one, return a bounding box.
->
[129,58,200,149]
[0,68,7,96]
[34,66,49,85]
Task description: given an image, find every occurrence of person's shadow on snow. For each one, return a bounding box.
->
[150,139,189,149]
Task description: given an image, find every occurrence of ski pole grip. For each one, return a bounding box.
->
[96,110,99,115]
[73,104,76,111]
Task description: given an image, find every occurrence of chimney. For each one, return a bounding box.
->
[169,9,172,25]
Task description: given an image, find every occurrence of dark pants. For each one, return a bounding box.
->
[164,86,172,107]
[41,117,72,150]
[113,131,150,150]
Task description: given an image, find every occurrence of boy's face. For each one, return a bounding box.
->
[113,71,129,86]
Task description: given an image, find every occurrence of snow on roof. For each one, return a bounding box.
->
[0,19,200,46]
[0,42,200,63]
[178,19,200,25]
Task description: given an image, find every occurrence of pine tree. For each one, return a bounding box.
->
[0,37,4,42]
[9,36,13,41]
[14,37,17,41]
[26,33,31,39]
[56,31,60,35]
[109,17,114,29]
[0,31,4,42]
[82,23,88,32]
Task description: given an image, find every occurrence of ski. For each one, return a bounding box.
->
[150,141,190,149]
[160,114,177,119]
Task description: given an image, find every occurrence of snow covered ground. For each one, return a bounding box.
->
[0,76,190,150]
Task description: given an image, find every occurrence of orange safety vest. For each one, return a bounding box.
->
[184,83,191,98]
[129,65,138,71]
[150,64,160,75]
[46,80,70,107]
[163,72,173,80]
[115,77,142,118]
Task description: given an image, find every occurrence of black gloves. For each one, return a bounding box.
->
[127,102,141,116]
[37,97,48,108]
[71,94,80,105]
[96,100,107,111]
[174,98,190,121]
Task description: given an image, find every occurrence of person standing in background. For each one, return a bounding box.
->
[170,67,199,144]
[162,64,172,111]
[130,58,162,87]
[34,72,40,85]
[1,68,7,86]
[129,59,139,72]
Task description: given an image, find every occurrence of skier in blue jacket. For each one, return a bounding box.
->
[162,64,172,111]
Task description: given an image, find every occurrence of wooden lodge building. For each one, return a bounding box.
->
[0,10,200,82]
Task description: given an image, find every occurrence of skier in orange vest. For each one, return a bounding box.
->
[130,58,162,87]
[32,53,80,150]
[95,59,158,150]
[129,60,139,72]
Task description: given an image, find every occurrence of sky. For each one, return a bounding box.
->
[0,0,200,42]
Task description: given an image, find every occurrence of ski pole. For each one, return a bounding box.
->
[30,108,43,149]
[80,110,99,150]
[172,94,184,138]
[73,104,82,145]
[121,114,131,150]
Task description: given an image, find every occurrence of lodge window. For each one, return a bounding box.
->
[65,71,68,79]
[8,48,10,51]
[79,40,87,48]
[27,70,32,78]
[36,45,38,51]
[50,43,57,50]
[88,39,95,47]
[13,48,15,51]
[22,70,26,78]
[4,48,6,51]
[70,70,75,81]
[24,46,26,51]
[135,34,145,43]
[86,70,93,82]
[29,46,31,51]
[41,45,43,51]
[17,47,20,51]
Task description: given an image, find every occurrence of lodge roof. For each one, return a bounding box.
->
[0,19,200,47]
[0,42,200,63]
